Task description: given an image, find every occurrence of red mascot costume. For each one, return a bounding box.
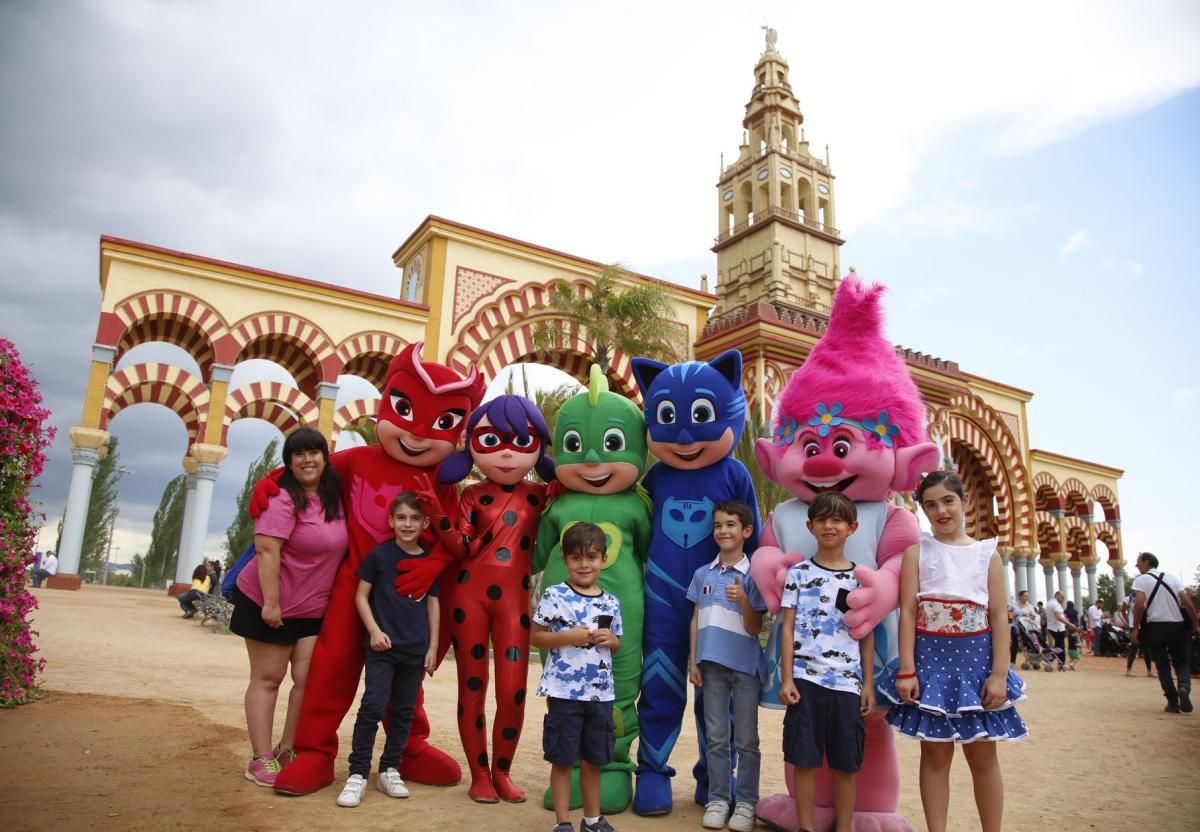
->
[256,342,483,795]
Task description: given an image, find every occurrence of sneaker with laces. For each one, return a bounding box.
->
[702,801,730,829]
[272,746,296,767]
[336,774,368,807]
[580,816,617,832]
[244,755,282,787]
[728,802,756,832]
[552,824,574,832]
[377,767,410,798]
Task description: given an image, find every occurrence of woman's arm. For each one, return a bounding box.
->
[252,534,286,628]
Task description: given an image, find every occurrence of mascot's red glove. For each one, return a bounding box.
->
[393,473,465,599]
[395,548,456,599]
[248,468,285,519]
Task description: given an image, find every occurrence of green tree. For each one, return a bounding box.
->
[733,402,791,525]
[534,380,584,441]
[531,263,683,374]
[1096,574,1119,613]
[79,436,122,581]
[224,438,280,566]
[136,475,186,589]
[345,417,378,446]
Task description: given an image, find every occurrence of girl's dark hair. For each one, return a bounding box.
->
[191,563,208,581]
[915,470,965,503]
[808,492,857,523]
[439,394,556,484]
[278,426,343,522]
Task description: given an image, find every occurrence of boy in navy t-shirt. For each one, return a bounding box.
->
[335,492,439,808]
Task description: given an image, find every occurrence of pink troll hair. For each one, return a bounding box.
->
[775,276,928,449]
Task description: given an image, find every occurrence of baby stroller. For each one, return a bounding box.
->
[1016,618,1064,672]
[1097,622,1129,657]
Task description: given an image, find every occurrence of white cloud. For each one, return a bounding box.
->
[1173,387,1198,403]
[1058,229,1091,261]
[1122,260,1145,276]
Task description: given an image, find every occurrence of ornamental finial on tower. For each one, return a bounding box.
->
[762,25,778,54]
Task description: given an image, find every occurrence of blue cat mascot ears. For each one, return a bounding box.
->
[631,349,747,448]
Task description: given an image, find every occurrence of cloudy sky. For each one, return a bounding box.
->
[2,1,1198,585]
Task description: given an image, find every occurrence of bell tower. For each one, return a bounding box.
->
[712,28,843,317]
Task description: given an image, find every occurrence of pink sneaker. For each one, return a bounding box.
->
[273,746,296,769]
[245,755,282,787]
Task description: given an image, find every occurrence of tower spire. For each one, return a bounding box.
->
[712,30,843,318]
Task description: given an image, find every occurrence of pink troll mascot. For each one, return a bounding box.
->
[750,276,938,832]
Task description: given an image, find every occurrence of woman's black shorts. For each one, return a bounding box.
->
[228,588,323,646]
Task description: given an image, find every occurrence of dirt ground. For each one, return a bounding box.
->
[2,586,1197,832]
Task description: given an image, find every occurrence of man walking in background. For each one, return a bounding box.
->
[1131,553,1199,713]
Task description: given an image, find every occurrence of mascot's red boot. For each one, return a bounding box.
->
[255,342,483,796]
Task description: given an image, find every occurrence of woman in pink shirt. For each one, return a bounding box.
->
[230,427,348,787]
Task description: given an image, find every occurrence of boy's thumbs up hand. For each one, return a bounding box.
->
[725,574,745,602]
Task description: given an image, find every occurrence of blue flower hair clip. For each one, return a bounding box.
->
[774,418,800,446]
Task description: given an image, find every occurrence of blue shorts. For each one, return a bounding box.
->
[782,678,864,773]
[542,697,615,767]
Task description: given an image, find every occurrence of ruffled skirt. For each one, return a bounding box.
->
[876,630,1028,742]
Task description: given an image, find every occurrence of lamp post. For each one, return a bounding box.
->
[102,466,134,586]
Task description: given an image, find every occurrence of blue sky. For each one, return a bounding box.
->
[1,1,1197,583]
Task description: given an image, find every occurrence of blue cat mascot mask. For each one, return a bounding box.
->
[628,348,761,816]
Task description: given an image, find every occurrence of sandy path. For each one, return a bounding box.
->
[2,585,1196,831]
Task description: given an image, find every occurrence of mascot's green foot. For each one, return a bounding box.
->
[540,766,633,815]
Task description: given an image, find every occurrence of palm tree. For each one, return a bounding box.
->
[734,402,791,524]
[345,417,379,446]
[531,263,683,375]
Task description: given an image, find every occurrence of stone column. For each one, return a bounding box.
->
[1113,567,1127,604]
[1027,553,1041,604]
[1056,560,1070,597]
[316,381,339,442]
[201,364,234,446]
[55,427,112,588]
[1085,564,1098,605]
[170,444,227,594]
[173,460,199,589]
[1041,559,1057,602]
[1012,552,1028,596]
[1070,567,1082,609]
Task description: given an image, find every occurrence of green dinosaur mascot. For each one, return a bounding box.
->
[534,365,651,815]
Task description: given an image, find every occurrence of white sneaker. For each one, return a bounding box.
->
[377,767,410,798]
[702,800,730,829]
[728,802,756,832]
[336,774,367,807]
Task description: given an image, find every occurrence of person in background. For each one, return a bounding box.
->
[178,564,211,617]
[1131,552,1198,713]
[1086,601,1104,656]
[32,550,58,588]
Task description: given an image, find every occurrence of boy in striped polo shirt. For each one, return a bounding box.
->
[687,499,767,832]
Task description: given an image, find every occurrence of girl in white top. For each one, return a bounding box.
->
[876,471,1026,832]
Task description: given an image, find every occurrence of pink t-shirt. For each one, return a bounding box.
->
[237,488,348,619]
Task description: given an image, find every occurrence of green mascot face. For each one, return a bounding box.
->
[554,366,647,495]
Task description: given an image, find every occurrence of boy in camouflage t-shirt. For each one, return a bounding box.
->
[532,523,623,832]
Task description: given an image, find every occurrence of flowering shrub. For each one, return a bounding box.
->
[0,338,55,707]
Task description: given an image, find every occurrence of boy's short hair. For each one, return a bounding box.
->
[713,499,754,529]
[562,522,606,558]
[389,491,423,516]
[807,492,857,523]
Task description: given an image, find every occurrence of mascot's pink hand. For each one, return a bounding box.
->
[845,563,900,639]
[248,469,284,519]
[750,545,798,614]
[394,549,453,599]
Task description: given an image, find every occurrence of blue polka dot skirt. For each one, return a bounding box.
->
[876,631,1028,742]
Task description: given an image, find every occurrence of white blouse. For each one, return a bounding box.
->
[916,533,996,606]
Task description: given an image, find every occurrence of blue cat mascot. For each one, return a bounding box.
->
[631,349,760,816]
